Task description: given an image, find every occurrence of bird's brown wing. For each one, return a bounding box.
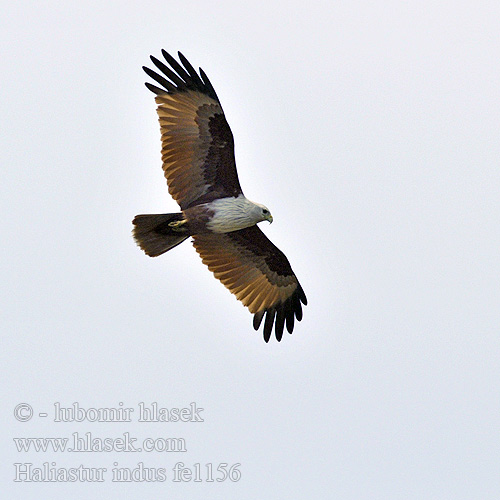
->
[144,50,243,210]
[192,225,307,342]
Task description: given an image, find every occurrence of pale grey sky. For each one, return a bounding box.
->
[2,1,500,498]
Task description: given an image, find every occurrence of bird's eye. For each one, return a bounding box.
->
[262,209,269,215]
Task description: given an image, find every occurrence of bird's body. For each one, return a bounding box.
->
[133,50,307,342]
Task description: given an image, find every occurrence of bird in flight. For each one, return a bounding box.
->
[133,50,307,342]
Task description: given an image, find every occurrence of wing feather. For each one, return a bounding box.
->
[192,226,307,342]
[143,51,243,209]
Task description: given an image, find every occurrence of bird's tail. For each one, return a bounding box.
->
[132,213,190,257]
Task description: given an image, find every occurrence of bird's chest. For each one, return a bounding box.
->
[185,199,255,234]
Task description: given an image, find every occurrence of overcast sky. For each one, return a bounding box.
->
[2,1,500,498]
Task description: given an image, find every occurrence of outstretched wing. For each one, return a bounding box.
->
[143,51,243,210]
[192,226,307,342]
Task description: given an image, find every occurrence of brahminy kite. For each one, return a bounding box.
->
[133,50,307,342]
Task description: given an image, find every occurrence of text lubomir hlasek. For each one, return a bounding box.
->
[53,402,204,423]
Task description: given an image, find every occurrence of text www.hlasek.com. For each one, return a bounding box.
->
[14,433,187,453]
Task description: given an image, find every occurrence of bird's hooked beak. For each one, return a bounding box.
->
[266,214,273,224]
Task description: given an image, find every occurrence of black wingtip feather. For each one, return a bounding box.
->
[178,52,205,88]
[263,309,275,343]
[144,82,167,95]
[253,310,265,331]
[199,67,218,98]
[300,286,308,305]
[275,309,285,342]
[284,299,295,334]
[295,297,303,322]
[286,310,295,334]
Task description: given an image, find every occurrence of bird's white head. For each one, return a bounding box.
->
[251,201,273,224]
